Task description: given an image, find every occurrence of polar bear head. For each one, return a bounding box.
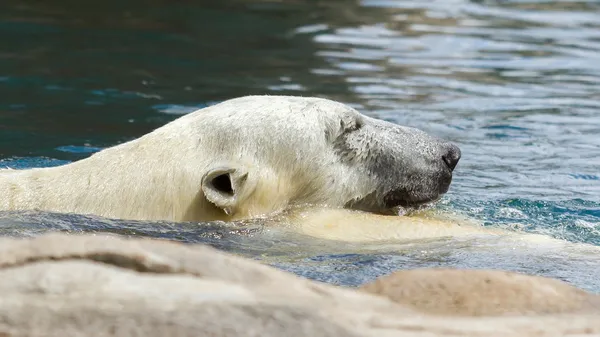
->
[156,95,460,221]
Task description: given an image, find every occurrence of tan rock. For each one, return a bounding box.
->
[361,268,600,316]
[0,234,598,336]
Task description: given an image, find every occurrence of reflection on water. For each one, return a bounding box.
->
[1,0,600,291]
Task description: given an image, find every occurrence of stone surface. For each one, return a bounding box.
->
[360,268,600,316]
[0,233,598,336]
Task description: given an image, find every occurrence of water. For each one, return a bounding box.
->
[1,1,600,291]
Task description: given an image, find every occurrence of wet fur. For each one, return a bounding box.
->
[0,95,455,222]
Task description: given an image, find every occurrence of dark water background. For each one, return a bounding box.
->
[1,0,600,291]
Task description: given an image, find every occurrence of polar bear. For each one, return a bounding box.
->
[0,95,460,222]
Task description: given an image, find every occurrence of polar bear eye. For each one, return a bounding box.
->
[210,173,234,195]
[326,116,364,142]
[353,117,364,131]
[340,116,364,134]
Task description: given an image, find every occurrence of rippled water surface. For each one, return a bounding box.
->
[1,1,600,291]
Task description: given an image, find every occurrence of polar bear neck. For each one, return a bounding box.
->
[0,126,215,221]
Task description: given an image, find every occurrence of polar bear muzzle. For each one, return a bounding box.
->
[337,116,461,214]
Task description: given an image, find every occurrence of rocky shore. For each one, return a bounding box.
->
[0,233,598,336]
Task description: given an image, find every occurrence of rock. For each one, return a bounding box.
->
[0,233,597,336]
[360,268,600,316]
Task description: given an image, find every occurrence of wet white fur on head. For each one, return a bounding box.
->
[0,95,452,222]
[0,96,373,221]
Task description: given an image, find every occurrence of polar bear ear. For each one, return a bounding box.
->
[201,166,249,216]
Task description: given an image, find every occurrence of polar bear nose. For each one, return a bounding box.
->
[441,143,461,171]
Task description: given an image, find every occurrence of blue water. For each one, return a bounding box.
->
[1,0,600,291]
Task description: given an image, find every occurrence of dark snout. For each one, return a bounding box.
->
[383,128,462,209]
[340,117,462,213]
[380,140,461,209]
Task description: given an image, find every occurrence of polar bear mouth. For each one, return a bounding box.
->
[382,188,445,209]
[344,189,442,216]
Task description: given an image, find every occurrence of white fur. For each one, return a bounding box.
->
[0,96,385,221]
